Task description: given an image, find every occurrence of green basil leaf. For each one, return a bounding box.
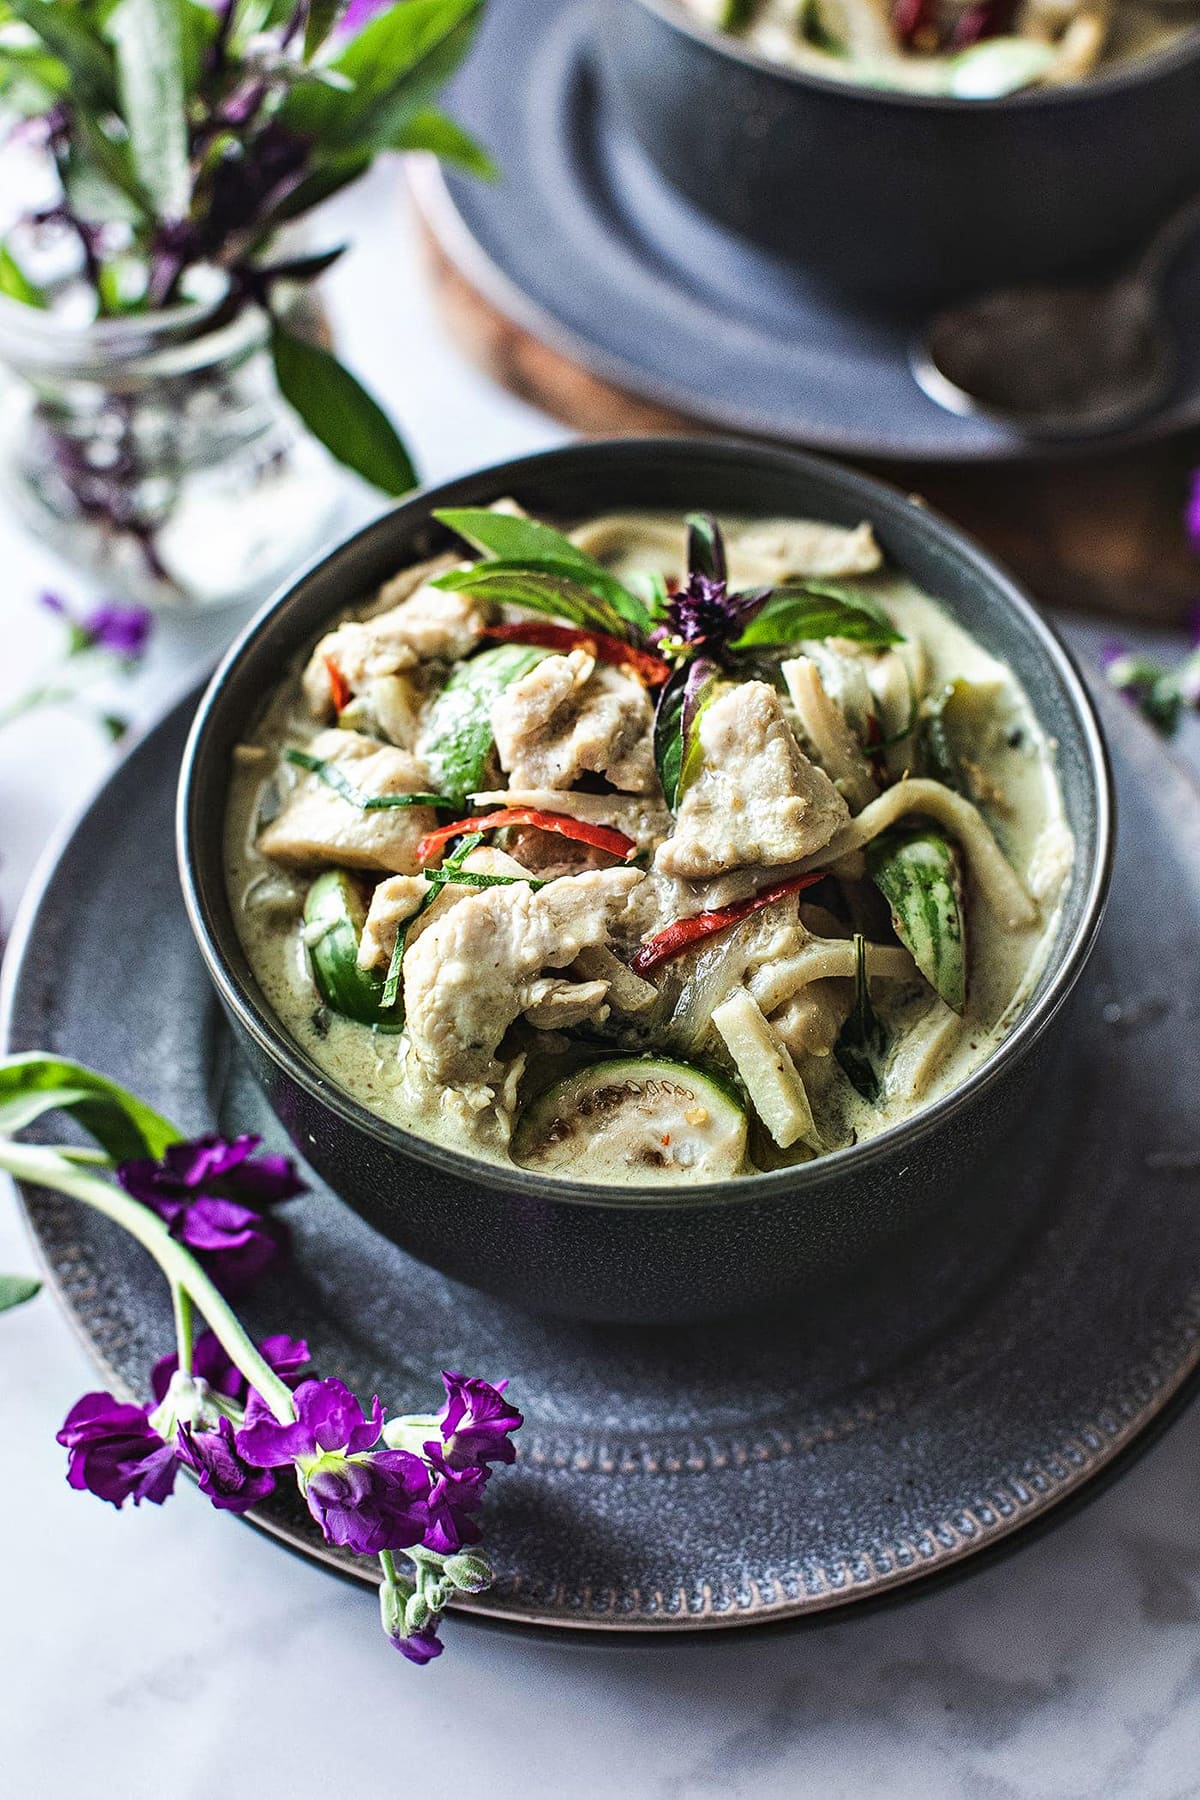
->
[433,564,634,639]
[653,664,687,812]
[0,1274,41,1314]
[684,511,726,585]
[386,106,496,177]
[0,243,46,308]
[303,0,343,59]
[0,1054,180,1162]
[733,582,902,650]
[108,0,191,221]
[270,324,417,496]
[280,0,481,146]
[433,510,651,633]
[867,829,967,1014]
[834,935,889,1102]
[6,0,119,107]
[261,154,371,228]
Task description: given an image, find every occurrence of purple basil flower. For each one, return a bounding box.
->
[39,591,153,660]
[436,1372,523,1470]
[118,1134,305,1292]
[57,1391,177,1508]
[339,0,392,32]
[388,1618,444,1666]
[176,1416,276,1514]
[151,1328,310,1405]
[237,1377,433,1556]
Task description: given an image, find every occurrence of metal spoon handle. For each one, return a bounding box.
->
[1129,191,1200,293]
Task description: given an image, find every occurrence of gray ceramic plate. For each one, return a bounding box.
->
[4,663,1200,1638]
[414,0,1200,464]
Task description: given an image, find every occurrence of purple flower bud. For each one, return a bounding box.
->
[380,1577,444,1665]
[151,1328,309,1405]
[118,1134,305,1293]
[176,1416,276,1513]
[437,1372,523,1470]
[37,591,153,661]
[56,1391,177,1508]
[1186,468,1200,552]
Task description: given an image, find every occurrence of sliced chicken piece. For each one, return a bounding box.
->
[491,651,657,794]
[302,586,485,718]
[655,681,850,880]
[782,656,878,814]
[358,875,430,971]
[403,867,643,1092]
[521,977,611,1029]
[400,846,535,956]
[771,982,853,1059]
[258,731,438,875]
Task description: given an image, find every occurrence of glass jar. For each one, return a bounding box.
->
[0,273,343,609]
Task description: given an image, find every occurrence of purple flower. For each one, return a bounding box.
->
[176,1416,276,1514]
[237,1377,433,1556]
[118,1134,305,1292]
[1186,469,1200,552]
[339,0,391,32]
[39,591,153,661]
[151,1328,309,1405]
[56,1391,177,1508]
[389,1619,444,1666]
[423,1443,489,1554]
[436,1372,523,1470]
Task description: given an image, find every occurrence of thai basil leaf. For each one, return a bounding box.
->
[420,645,547,806]
[0,1274,41,1314]
[387,107,496,177]
[280,0,481,146]
[433,509,651,633]
[654,658,718,811]
[685,511,726,585]
[433,564,636,640]
[269,323,417,496]
[867,829,967,1014]
[625,567,670,620]
[0,1054,180,1162]
[302,0,343,59]
[834,935,889,1102]
[261,153,372,228]
[108,0,191,221]
[0,244,46,308]
[732,581,902,650]
[284,748,451,810]
[6,0,119,108]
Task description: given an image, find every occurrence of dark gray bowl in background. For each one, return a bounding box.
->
[597,0,1200,301]
[178,439,1112,1325]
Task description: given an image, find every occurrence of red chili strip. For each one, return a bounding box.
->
[325,656,351,714]
[481,621,671,688]
[417,807,638,869]
[630,873,825,976]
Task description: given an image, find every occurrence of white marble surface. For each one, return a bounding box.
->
[2,166,1200,1800]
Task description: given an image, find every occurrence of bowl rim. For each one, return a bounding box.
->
[176,435,1114,1212]
[626,0,1200,114]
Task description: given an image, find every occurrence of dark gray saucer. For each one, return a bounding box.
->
[4,661,1199,1637]
[415,0,1200,463]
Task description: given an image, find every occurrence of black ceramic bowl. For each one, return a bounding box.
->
[597,0,1200,300]
[178,439,1112,1325]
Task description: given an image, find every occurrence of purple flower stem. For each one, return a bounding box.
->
[0,1138,296,1424]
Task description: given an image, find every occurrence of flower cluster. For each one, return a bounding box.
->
[118,1133,304,1291]
[1102,609,1200,739]
[1,1078,524,1671]
[0,591,154,744]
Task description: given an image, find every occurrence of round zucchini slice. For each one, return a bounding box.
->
[512,1056,748,1181]
[303,870,405,1033]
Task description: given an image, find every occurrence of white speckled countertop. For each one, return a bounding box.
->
[2,167,1200,1800]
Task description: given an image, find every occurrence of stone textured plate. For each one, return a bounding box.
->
[4,659,1200,1638]
[414,0,1200,465]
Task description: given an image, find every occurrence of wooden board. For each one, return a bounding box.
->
[420,222,1200,631]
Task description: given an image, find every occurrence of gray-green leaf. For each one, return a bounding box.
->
[733,581,902,650]
[387,107,496,177]
[108,0,191,221]
[867,829,967,1014]
[0,1274,41,1314]
[433,509,650,632]
[269,323,417,496]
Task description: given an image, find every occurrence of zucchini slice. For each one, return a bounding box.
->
[421,644,547,807]
[303,871,405,1032]
[512,1056,748,1181]
[866,828,967,1014]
